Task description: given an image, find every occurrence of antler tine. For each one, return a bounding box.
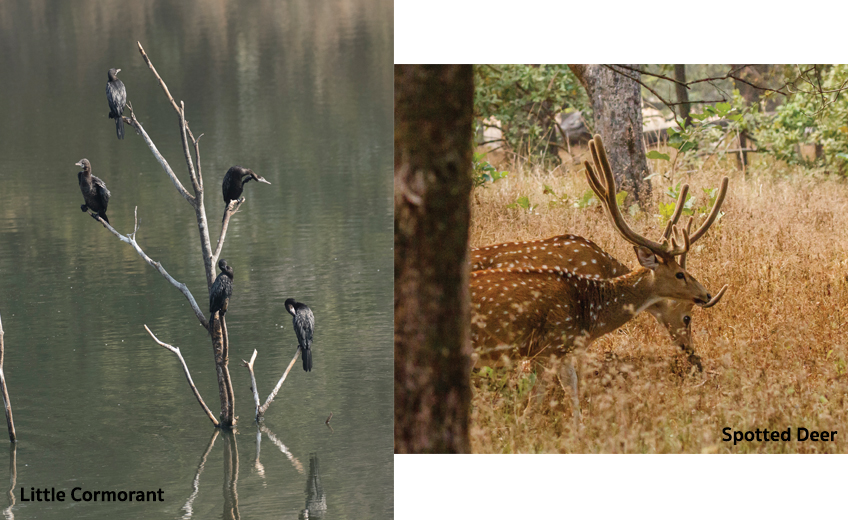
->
[690,176,729,243]
[661,184,690,240]
[588,135,668,254]
[583,160,605,200]
[680,216,694,268]
[667,223,690,256]
[702,284,728,308]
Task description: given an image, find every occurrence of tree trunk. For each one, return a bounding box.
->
[674,64,691,125]
[569,64,651,206]
[394,65,473,454]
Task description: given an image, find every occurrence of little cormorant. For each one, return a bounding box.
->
[285,298,314,372]
[209,259,234,321]
[76,159,111,224]
[106,68,127,140]
[222,166,271,206]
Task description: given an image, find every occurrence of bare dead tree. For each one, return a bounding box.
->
[85,42,290,429]
[0,313,15,443]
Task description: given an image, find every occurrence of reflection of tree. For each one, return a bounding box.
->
[3,444,15,520]
[300,454,326,520]
[222,432,240,520]
[181,430,218,519]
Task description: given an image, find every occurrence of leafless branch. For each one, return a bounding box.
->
[242,350,260,420]
[0,314,14,443]
[212,200,245,267]
[144,325,219,427]
[90,208,209,329]
[123,109,195,206]
[137,42,197,142]
[4,444,16,519]
[258,347,301,417]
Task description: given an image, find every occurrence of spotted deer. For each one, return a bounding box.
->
[469,134,723,417]
[470,177,728,371]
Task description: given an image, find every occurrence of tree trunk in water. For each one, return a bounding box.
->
[394,65,473,454]
[674,64,691,125]
[569,64,651,206]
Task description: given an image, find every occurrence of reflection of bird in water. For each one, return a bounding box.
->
[76,158,111,224]
[300,453,326,520]
[221,166,270,212]
[209,259,234,321]
[106,68,127,139]
[285,299,314,372]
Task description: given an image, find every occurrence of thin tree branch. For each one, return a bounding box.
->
[605,65,682,123]
[4,444,16,519]
[242,350,261,421]
[258,347,301,416]
[0,314,14,443]
[137,41,197,143]
[212,200,244,268]
[144,325,219,427]
[180,102,199,192]
[91,208,209,330]
[123,108,195,206]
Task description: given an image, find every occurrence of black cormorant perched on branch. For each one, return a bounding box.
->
[285,298,314,372]
[222,166,270,207]
[76,158,111,224]
[106,68,127,140]
[209,259,234,321]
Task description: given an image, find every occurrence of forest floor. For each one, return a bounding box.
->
[468,145,848,453]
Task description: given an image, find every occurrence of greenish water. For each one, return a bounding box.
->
[0,0,393,518]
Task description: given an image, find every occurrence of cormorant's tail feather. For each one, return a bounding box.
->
[116,116,124,140]
[100,213,109,224]
[302,347,312,372]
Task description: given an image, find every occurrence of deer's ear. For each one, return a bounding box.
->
[635,246,660,270]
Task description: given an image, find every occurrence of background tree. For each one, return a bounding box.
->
[569,64,652,205]
[394,65,473,454]
[674,64,691,125]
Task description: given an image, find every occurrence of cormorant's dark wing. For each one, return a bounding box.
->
[106,80,127,118]
[294,307,314,349]
[92,175,111,206]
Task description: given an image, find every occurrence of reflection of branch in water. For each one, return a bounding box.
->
[181,429,219,520]
[222,431,240,520]
[3,443,15,520]
[300,453,327,520]
[259,424,304,475]
[253,426,266,483]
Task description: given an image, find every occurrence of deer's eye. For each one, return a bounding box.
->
[683,316,691,325]
[676,272,685,280]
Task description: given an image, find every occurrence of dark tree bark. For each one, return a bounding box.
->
[569,64,651,205]
[674,64,691,125]
[394,65,473,454]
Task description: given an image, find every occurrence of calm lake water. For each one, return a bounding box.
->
[0,0,393,518]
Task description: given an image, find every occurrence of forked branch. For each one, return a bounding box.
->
[241,347,302,421]
[144,325,219,427]
[91,209,209,330]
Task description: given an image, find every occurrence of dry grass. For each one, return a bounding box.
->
[468,147,848,453]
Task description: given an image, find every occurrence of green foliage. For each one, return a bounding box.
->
[474,65,589,162]
[507,195,537,213]
[665,96,748,166]
[543,184,569,208]
[750,65,848,171]
[659,182,723,223]
[473,152,509,188]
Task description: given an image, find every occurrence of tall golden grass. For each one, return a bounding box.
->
[469,147,848,453]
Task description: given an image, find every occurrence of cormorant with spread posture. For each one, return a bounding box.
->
[209,259,234,321]
[76,158,111,224]
[222,166,270,207]
[285,298,314,372]
[106,68,127,140]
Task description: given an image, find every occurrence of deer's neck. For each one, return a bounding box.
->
[571,267,661,338]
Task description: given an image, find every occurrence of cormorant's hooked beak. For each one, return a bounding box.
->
[75,161,83,167]
[257,176,271,185]
[116,68,121,74]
